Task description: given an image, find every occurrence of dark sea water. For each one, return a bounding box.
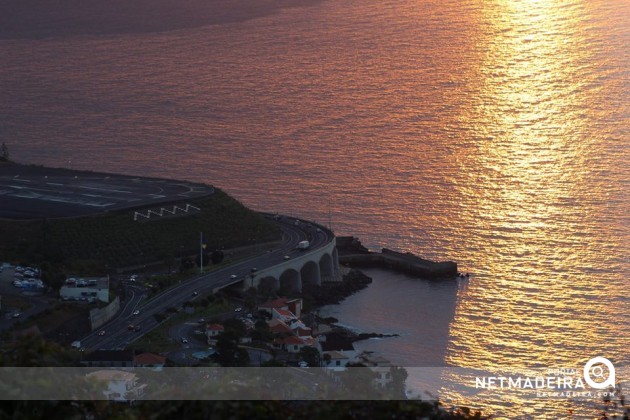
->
[1,0,628,417]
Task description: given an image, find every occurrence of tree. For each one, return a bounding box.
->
[298,346,321,368]
[0,335,78,367]
[195,252,209,268]
[261,359,284,367]
[0,142,8,161]
[322,353,332,366]
[211,250,224,264]
[215,331,249,367]
[223,318,246,337]
[40,262,66,292]
[340,363,381,399]
[251,320,273,342]
[386,366,408,398]
[180,257,195,272]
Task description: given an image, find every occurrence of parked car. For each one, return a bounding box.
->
[234,307,242,312]
[132,310,140,316]
[181,337,188,344]
[12,313,21,318]
[284,255,290,260]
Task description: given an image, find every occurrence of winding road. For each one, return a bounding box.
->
[79,215,334,350]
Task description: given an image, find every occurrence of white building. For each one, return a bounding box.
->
[323,350,352,369]
[60,276,109,303]
[86,370,146,402]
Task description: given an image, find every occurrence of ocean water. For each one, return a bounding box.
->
[1,0,628,417]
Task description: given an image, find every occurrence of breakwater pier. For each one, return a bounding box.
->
[336,236,458,279]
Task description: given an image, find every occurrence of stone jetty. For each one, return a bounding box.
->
[336,236,458,279]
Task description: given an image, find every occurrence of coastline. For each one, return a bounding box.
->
[304,268,401,358]
[315,266,460,367]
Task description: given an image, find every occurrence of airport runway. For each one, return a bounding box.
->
[0,164,214,219]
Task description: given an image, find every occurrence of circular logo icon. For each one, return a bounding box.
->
[583,357,615,389]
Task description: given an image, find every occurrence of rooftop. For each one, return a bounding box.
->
[134,353,166,366]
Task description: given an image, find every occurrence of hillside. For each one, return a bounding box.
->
[0,188,280,268]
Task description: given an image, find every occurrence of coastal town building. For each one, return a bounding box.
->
[60,275,109,303]
[274,335,312,353]
[323,350,352,369]
[134,353,166,370]
[85,370,146,402]
[356,351,395,388]
[272,307,297,324]
[205,323,224,344]
[268,318,293,335]
[258,297,302,318]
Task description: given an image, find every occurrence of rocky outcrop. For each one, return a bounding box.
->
[301,269,372,307]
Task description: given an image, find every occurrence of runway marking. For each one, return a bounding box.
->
[78,185,132,194]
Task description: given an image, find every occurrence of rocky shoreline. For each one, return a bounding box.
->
[301,268,399,346]
[301,268,372,308]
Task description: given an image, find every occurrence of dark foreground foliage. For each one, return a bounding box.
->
[0,400,487,420]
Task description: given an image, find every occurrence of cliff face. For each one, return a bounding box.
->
[335,236,370,255]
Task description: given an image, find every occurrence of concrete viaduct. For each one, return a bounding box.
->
[244,238,340,294]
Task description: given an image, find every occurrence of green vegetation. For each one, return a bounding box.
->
[132,300,232,353]
[0,335,79,367]
[10,303,90,341]
[0,188,280,269]
[0,400,490,419]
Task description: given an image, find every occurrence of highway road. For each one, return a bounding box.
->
[79,215,334,350]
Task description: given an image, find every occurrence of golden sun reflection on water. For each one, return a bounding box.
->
[442,0,628,416]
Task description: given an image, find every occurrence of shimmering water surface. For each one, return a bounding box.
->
[1,0,628,417]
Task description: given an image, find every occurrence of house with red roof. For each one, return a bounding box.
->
[268,318,293,335]
[274,335,309,353]
[258,297,302,318]
[272,307,297,324]
[134,352,166,370]
[206,323,224,344]
[294,326,312,337]
[273,334,320,354]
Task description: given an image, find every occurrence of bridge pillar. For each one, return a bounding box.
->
[279,269,301,294]
[301,260,321,287]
